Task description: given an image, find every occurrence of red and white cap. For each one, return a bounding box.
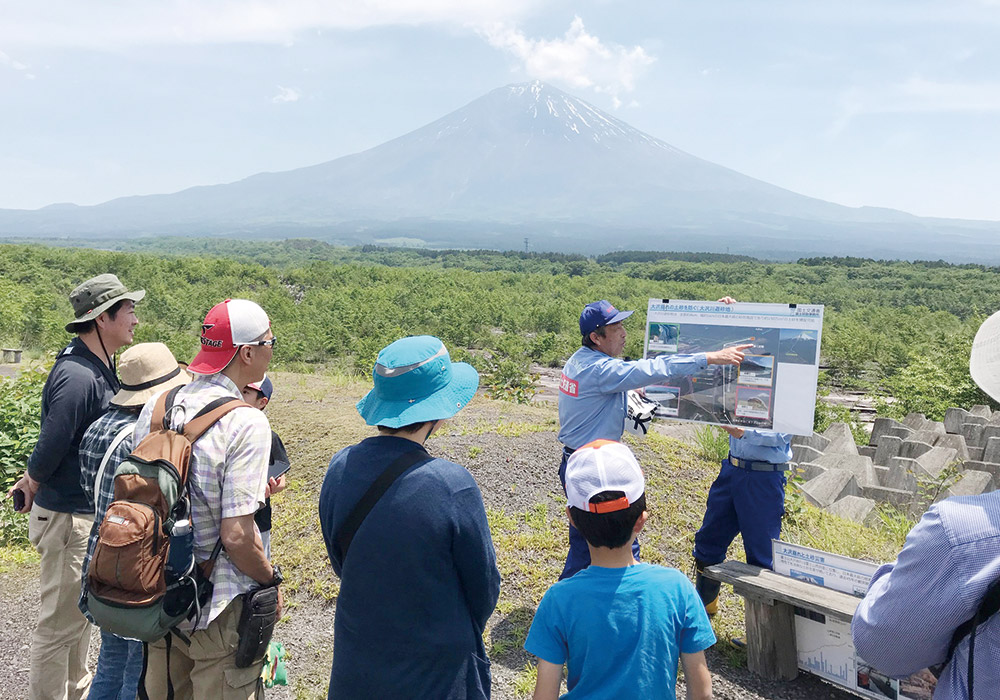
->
[565,440,645,513]
[188,299,270,375]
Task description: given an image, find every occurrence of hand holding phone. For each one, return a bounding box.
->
[11,488,25,512]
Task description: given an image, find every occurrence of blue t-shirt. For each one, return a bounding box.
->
[524,564,716,699]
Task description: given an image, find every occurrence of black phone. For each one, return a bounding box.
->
[268,459,291,482]
[11,488,25,512]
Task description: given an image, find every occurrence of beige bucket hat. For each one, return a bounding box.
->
[112,343,191,407]
[970,310,1000,402]
[65,273,146,333]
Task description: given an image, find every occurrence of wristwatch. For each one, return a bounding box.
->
[265,564,283,588]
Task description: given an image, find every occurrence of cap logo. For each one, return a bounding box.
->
[202,323,215,334]
[201,337,224,348]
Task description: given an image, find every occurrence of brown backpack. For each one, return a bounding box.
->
[86,386,251,641]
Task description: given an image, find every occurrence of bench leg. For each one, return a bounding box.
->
[744,598,798,681]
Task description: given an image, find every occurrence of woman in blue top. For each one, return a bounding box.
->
[318,336,500,699]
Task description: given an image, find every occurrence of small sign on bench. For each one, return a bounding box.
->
[704,541,935,698]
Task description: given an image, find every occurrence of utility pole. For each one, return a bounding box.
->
[524,237,529,253]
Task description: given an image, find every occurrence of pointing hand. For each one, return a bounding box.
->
[706,344,752,366]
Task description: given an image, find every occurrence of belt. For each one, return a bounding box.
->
[728,455,790,472]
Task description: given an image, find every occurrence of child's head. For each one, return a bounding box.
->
[565,440,646,549]
[242,374,273,410]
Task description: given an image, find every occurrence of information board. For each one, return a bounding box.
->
[772,541,935,699]
[643,299,824,435]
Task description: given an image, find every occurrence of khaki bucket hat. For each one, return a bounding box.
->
[65,273,145,333]
[111,342,191,407]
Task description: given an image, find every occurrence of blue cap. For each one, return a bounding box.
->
[356,336,480,428]
[579,300,634,336]
[247,375,273,400]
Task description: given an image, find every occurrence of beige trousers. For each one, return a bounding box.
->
[143,597,265,700]
[28,504,94,700]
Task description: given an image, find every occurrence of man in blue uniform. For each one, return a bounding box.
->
[557,299,749,580]
[692,426,792,614]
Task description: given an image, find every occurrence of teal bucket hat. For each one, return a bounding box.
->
[357,336,479,428]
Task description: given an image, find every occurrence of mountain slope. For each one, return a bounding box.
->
[1,81,997,261]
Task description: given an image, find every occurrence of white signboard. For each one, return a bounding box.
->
[643,300,824,435]
[772,541,934,699]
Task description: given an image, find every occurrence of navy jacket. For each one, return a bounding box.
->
[319,436,500,699]
[27,338,118,513]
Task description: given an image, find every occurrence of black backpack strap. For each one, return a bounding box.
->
[136,634,174,700]
[337,449,432,561]
[138,642,149,700]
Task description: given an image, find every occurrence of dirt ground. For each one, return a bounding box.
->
[0,371,856,700]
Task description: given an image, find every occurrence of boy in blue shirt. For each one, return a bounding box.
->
[525,440,716,700]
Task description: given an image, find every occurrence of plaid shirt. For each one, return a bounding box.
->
[78,406,139,620]
[133,373,271,630]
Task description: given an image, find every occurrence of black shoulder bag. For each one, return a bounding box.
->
[337,448,432,561]
[942,576,1000,700]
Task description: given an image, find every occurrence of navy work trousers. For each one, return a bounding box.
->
[692,458,787,570]
[558,448,640,580]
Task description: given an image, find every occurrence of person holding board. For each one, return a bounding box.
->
[557,298,750,580]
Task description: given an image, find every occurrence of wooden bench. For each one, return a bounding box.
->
[1,348,21,364]
[704,560,861,681]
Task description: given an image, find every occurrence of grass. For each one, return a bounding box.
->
[692,425,730,463]
[512,663,538,698]
[0,544,39,574]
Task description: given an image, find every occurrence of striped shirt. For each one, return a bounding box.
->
[78,406,138,620]
[133,373,271,630]
[852,492,1000,698]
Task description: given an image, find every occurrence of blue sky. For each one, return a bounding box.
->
[3,0,1000,220]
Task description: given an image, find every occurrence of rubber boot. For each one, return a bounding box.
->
[694,560,721,616]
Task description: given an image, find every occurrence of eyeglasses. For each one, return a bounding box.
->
[243,337,277,348]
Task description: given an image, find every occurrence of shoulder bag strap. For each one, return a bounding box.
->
[945,576,1000,700]
[181,397,251,443]
[93,422,136,514]
[337,449,432,561]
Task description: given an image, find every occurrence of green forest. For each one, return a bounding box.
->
[1,239,997,426]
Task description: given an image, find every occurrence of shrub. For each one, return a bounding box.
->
[0,366,48,492]
[0,365,48,546]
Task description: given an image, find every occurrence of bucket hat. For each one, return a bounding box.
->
[111,342,191,407]
[971,310,1000,401]
[565,440,645,513]
[65,274,145,333]
[580,300,634,336]
[356,336,479,428]
[189,299,271,375]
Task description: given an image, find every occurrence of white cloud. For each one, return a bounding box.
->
[0,0,536,49]
[271,86,300,103]
[0,49,28,71]
[482,16,654,106]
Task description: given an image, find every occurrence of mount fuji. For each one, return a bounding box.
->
[2,81,998,261]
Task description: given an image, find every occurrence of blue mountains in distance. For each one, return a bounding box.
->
[3,80,999,262]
